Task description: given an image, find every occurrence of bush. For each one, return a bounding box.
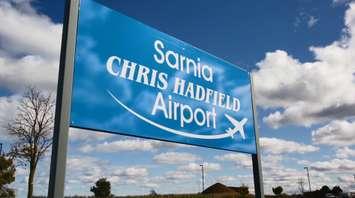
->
[91,178,112,198]
[0,155,15,198]
[331,186,342,195]
[272,186,283,196]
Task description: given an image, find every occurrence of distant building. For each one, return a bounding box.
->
[228,186,249,195]
[202,182,249,195]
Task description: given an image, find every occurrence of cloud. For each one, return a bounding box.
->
[0,1,61,58]
[66,156,151,190]
[215,153,252,168]
[153,152,200,164]
[178,162,221,172]
[337,175,355,191]
[333,0,353,5]
[253,3,355,128]
[164,170,195,181]
[294,12,319,29]
[307,16,318,28]
[0,95,20,142]
[216,176,236,184]
[337,175,353,183]
[78,138,181,153]
[214,153,297,194]
[310,158,355,172]
[297,159,311,166]
[260,137,319,154]
[335,146,355,158]
[113,167,149,178]
[262,154,283,171]
[312,120,355,146]
[0,1,61,92]
[69,128,114,142]
[259,156,333,195]
[66,156,108,184]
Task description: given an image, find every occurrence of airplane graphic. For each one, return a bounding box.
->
[224,114,248,139]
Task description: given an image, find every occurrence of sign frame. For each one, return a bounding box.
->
[48,0,78,197]
[48,0,264,197]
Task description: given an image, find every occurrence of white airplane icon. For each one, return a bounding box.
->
[224,114,248,139]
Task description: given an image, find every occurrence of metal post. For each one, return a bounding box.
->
[47,0,79,197]
[250,74,264,198]
[200,164,205,192]
[304,167,311,192]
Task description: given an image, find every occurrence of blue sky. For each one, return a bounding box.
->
[0,0,355,197]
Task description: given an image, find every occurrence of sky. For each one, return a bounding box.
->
[0,0,355,197]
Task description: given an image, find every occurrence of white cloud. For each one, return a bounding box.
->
[0,95,20,142]
[253,153,338,195]
[79,139,180,153]
[78,145,94,153]
[178,162,221,172]
[310,158,355,172]
[253,3,355,128]
[0,1,61,58]
[153,152,200,164]
[312,120,355,146]
[10,156,52,196]
[335,146,355,158]
[297,159,311,166]
[337,175,353,183]
[0,95,19,122]
[114,167,149,178]
[93,139,156,152]
[261,154,283,171]
[164,170,194,181]
[307,16,318,28]
[66,156,108,184]
[66,156,152,190]
[69,128,114,142]
[260,137,319,154]
[215,153,252,168]
[216,176,236,184]
[337,175,355,192]
[259,156,331,195]
[0,1,61,92]
[333,0,353,5]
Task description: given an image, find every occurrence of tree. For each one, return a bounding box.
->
[272,186,283,196]
[149,189,158,196]
[239,184,249,197]
[0,154,16,197]
[331,186,342,195]
[320,185,331,195]
[90,178,112,198]
[297,178,305,194]
[6,87,54,198]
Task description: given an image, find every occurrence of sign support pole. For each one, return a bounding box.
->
[47,0,79,197]
[250,74,265,198]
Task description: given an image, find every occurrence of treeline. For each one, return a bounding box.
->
[34,195,252,198]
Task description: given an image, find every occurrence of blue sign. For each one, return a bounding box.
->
[70,0,257,154]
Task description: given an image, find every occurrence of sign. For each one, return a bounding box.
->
[70,0,257,153]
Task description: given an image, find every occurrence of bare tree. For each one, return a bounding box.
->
[6,87,54,198]
[297,178,305,194]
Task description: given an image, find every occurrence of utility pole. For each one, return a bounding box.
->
[304,167,311,192]
[0,142,3,155]
[200,164,205,192]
